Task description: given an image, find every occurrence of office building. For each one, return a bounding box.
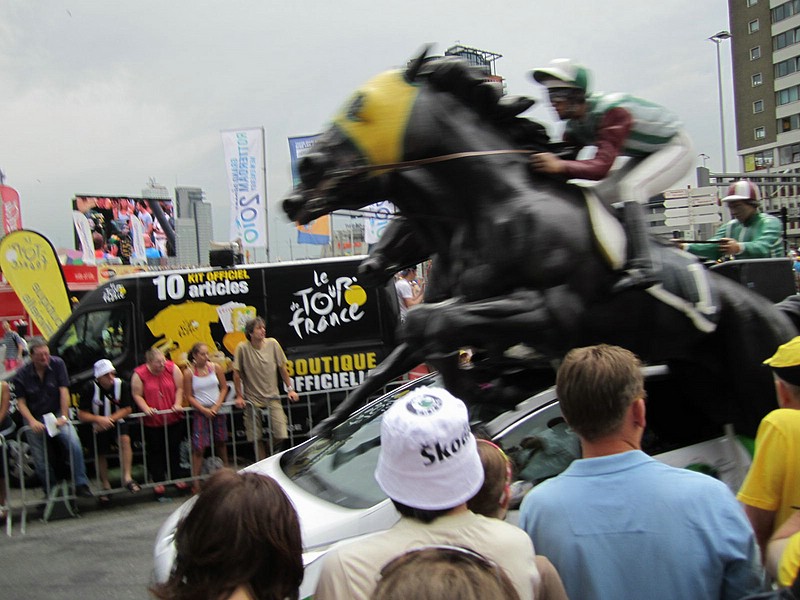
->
[726,0,800,246]
[175,186,213,266]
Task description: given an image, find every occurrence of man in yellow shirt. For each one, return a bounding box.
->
[765,511,800,588]
[738,337,800,559]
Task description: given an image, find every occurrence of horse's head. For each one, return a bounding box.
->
[283,49,539,225]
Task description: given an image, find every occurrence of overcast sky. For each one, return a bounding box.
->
[1,0,734,260]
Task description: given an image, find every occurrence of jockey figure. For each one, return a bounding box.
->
[529,58,694,290]
[684,180,784,260]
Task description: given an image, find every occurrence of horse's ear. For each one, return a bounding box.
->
[494,95,536,120]
[406,45,433,82]
[472,82,503,116]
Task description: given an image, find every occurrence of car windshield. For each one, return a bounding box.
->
[280,365,724,510]
[282,377,444,509]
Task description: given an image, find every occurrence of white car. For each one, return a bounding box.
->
[154,367,752,599]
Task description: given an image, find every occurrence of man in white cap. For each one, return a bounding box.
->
[738,336,800,558]
[684,180,784,260]
[314,386,540,600]
[78,359,140,503]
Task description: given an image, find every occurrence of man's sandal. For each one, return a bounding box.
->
[125,480,142,494]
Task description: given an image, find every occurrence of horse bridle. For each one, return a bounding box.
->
[307,148,534,201]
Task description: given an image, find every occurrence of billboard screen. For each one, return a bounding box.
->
[73,195,176,263]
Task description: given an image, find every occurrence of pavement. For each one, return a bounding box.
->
[0,488,191,600]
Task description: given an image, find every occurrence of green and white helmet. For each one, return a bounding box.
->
[531,58,591,93]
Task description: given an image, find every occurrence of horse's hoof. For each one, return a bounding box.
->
[612,271,658,294]
[357,257,387,286]
[310,418,336,438]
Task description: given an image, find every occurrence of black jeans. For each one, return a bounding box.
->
[144,421,185,483]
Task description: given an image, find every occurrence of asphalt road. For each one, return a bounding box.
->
[0,491,191,600]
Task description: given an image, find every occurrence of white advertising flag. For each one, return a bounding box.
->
[364,201,396,245]
[222,128,268,248]
[72,210,96,265]
[129,214,147,264]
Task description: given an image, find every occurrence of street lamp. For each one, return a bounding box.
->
[709,30,732,174]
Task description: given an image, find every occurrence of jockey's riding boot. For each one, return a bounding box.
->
[613,201,659,293]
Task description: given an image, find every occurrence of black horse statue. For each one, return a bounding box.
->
[284,51,797,438]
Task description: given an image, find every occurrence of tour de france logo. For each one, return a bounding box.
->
[288,269,367,339]
[406,393,443,416]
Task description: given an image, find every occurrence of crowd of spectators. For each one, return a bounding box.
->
[147,342,800,600]
[6,319,800,598]
[1,316,296,509]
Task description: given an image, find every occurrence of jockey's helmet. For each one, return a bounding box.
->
[722,180,761,206]
[531,59,591,93]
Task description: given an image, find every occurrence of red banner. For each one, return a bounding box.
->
[0,186,22,234]
[62,265,100,289]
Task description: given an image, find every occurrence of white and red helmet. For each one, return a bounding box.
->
[722,180,761,205]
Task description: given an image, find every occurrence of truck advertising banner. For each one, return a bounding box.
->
[108,260,389,390]
[222,127,268,249]
[49,257,397,439]
[265,261,385,394]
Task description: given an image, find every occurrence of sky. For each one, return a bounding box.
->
[0,0,735,261]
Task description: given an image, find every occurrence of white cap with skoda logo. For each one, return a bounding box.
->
[374,386,484,511]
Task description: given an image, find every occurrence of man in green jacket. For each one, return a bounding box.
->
[685,180,784,261]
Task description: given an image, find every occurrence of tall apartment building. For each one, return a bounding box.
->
[175,186,213,266]
[727,0,800,246]
[141,180,177,266]
[729,0,782,172]
[140,181,213,266]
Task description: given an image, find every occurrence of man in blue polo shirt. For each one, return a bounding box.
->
[519,344,762,600]
[14,337,92,497]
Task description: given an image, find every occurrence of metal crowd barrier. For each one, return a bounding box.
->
[0,433,10,536]
[4,378,408,535]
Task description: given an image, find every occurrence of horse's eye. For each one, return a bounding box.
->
[346,92,366,122]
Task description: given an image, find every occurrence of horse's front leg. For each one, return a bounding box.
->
[358,217,434,287]
[310,342,427,437]
[403,286,588,359]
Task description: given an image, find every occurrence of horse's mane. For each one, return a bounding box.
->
[415,57,551,150]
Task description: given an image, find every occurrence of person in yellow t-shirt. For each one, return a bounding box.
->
[766,511,800,588]
[738,336,800,559]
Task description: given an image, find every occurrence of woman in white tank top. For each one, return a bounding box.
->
[183,343,229,493]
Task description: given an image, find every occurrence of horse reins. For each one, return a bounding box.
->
[308,149,534,199]
[346,148,535,175]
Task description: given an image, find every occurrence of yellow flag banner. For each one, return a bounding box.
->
[0,230,71,339]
